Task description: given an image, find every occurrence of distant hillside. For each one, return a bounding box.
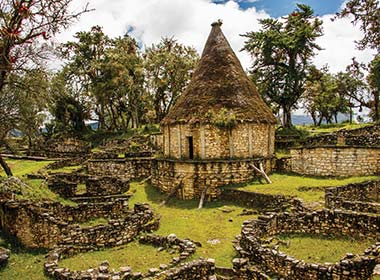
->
[292,114,350,126]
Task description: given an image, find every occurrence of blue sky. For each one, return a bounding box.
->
[213,0,345,17]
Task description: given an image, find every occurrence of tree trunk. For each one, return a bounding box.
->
[282,107,292,128]
[0,154,13,177]
[374,90,379,122]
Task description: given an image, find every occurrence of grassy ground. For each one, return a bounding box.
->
[0,232,48,280]
[58,182,251,272]
[0,159,53,177]
[277,233,374,264]
[236,173,379,205]
[297,123,373,136]
[59,241,175,272]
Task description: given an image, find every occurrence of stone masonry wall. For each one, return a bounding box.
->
[238,210,380,279]
[302,124,380,147]
[0,199,157,249]
[162,123,275,160]
[325,180,380,213]
[290,146,380,176]
[151,158,274,200]
[220,188,303,212]
[86,158,152,180]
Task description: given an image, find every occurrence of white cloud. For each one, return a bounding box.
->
[56,0,376,73]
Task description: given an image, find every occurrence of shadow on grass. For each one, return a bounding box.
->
[0,230,48,257]
[137,182,256,211]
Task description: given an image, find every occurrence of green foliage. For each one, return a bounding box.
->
[303,66,349,125]
[243,4,323,128]
[277,233,373,264]
[338,0,380,51]
[367,54,380,122]
[144,37,199,122]
[206,108,237,128]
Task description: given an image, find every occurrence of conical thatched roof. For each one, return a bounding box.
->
[161,21,276,125]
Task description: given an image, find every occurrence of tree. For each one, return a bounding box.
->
[243,4,323,128]
[12,69,49,152]
[144,37,199,122]
[367,54,380,121]
[0,0,90,176]
[337,0,380,51]
[47,71,89,135]
[303,66,347,125]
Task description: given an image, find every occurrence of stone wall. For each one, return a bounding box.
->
[47,174,130,198]
[0,247,10,268]
[44,234,205,280]
[303,124,380,147]
[290,146,380,176]
[238,210,380,279]
[151,158,274,200]
[0,199,157,249]
[86,158,152,180]
[220,188,304,212]
[325,180,380,213]
[32,138,91,158]
[162,123,275,160]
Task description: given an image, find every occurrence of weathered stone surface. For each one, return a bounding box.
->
[326,180,380,213]
[0,247,10,268]
[238,210,380,279]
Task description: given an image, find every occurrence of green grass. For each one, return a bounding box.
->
[59,240,175,272]
[277,233,374,264]
[80,217,108,227]
[0,159,53,177]
[48,165,82,173]
[127,182,250,267]
[296,123,372,136]
[0,232,49,280]
[237,173,380,204]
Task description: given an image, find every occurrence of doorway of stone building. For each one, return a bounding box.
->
[187,136,194,159]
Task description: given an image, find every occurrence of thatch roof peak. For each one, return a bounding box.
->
[161,22,276,126]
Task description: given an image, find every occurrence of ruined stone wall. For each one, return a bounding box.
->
[32,138,91,158]
[86,158,152,180]
[162,123,274,160]
[290,146,380,176]
[325,180,380,213]
[238,210,380,280]
[0,199,157,249]
[303,124,380,147]
[220,189,303,212]
[151,158,274,199]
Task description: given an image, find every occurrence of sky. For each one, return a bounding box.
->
[57,0,377,74]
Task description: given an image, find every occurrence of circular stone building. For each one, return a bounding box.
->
[151,22,276,200]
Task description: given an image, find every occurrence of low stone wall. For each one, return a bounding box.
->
[151,157,274,200]
[220,188,304,212]
[326,180,380,213]
[32,138,91,158]
[47,174,130,198]
[44,234,201,280]
[86,158,152,180]
[290,146,380,176]
[302,124,380,147]
[0,199,157,249]
[238,210,380,279]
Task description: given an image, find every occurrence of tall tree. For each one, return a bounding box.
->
[144,37,199,122]
[0,0,89,176]
[367,54,380,121]
[243,4,323,128]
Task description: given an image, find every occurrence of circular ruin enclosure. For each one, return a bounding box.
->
[326,180,380,214]
[237,210,380,279]
[44,234,197,279]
